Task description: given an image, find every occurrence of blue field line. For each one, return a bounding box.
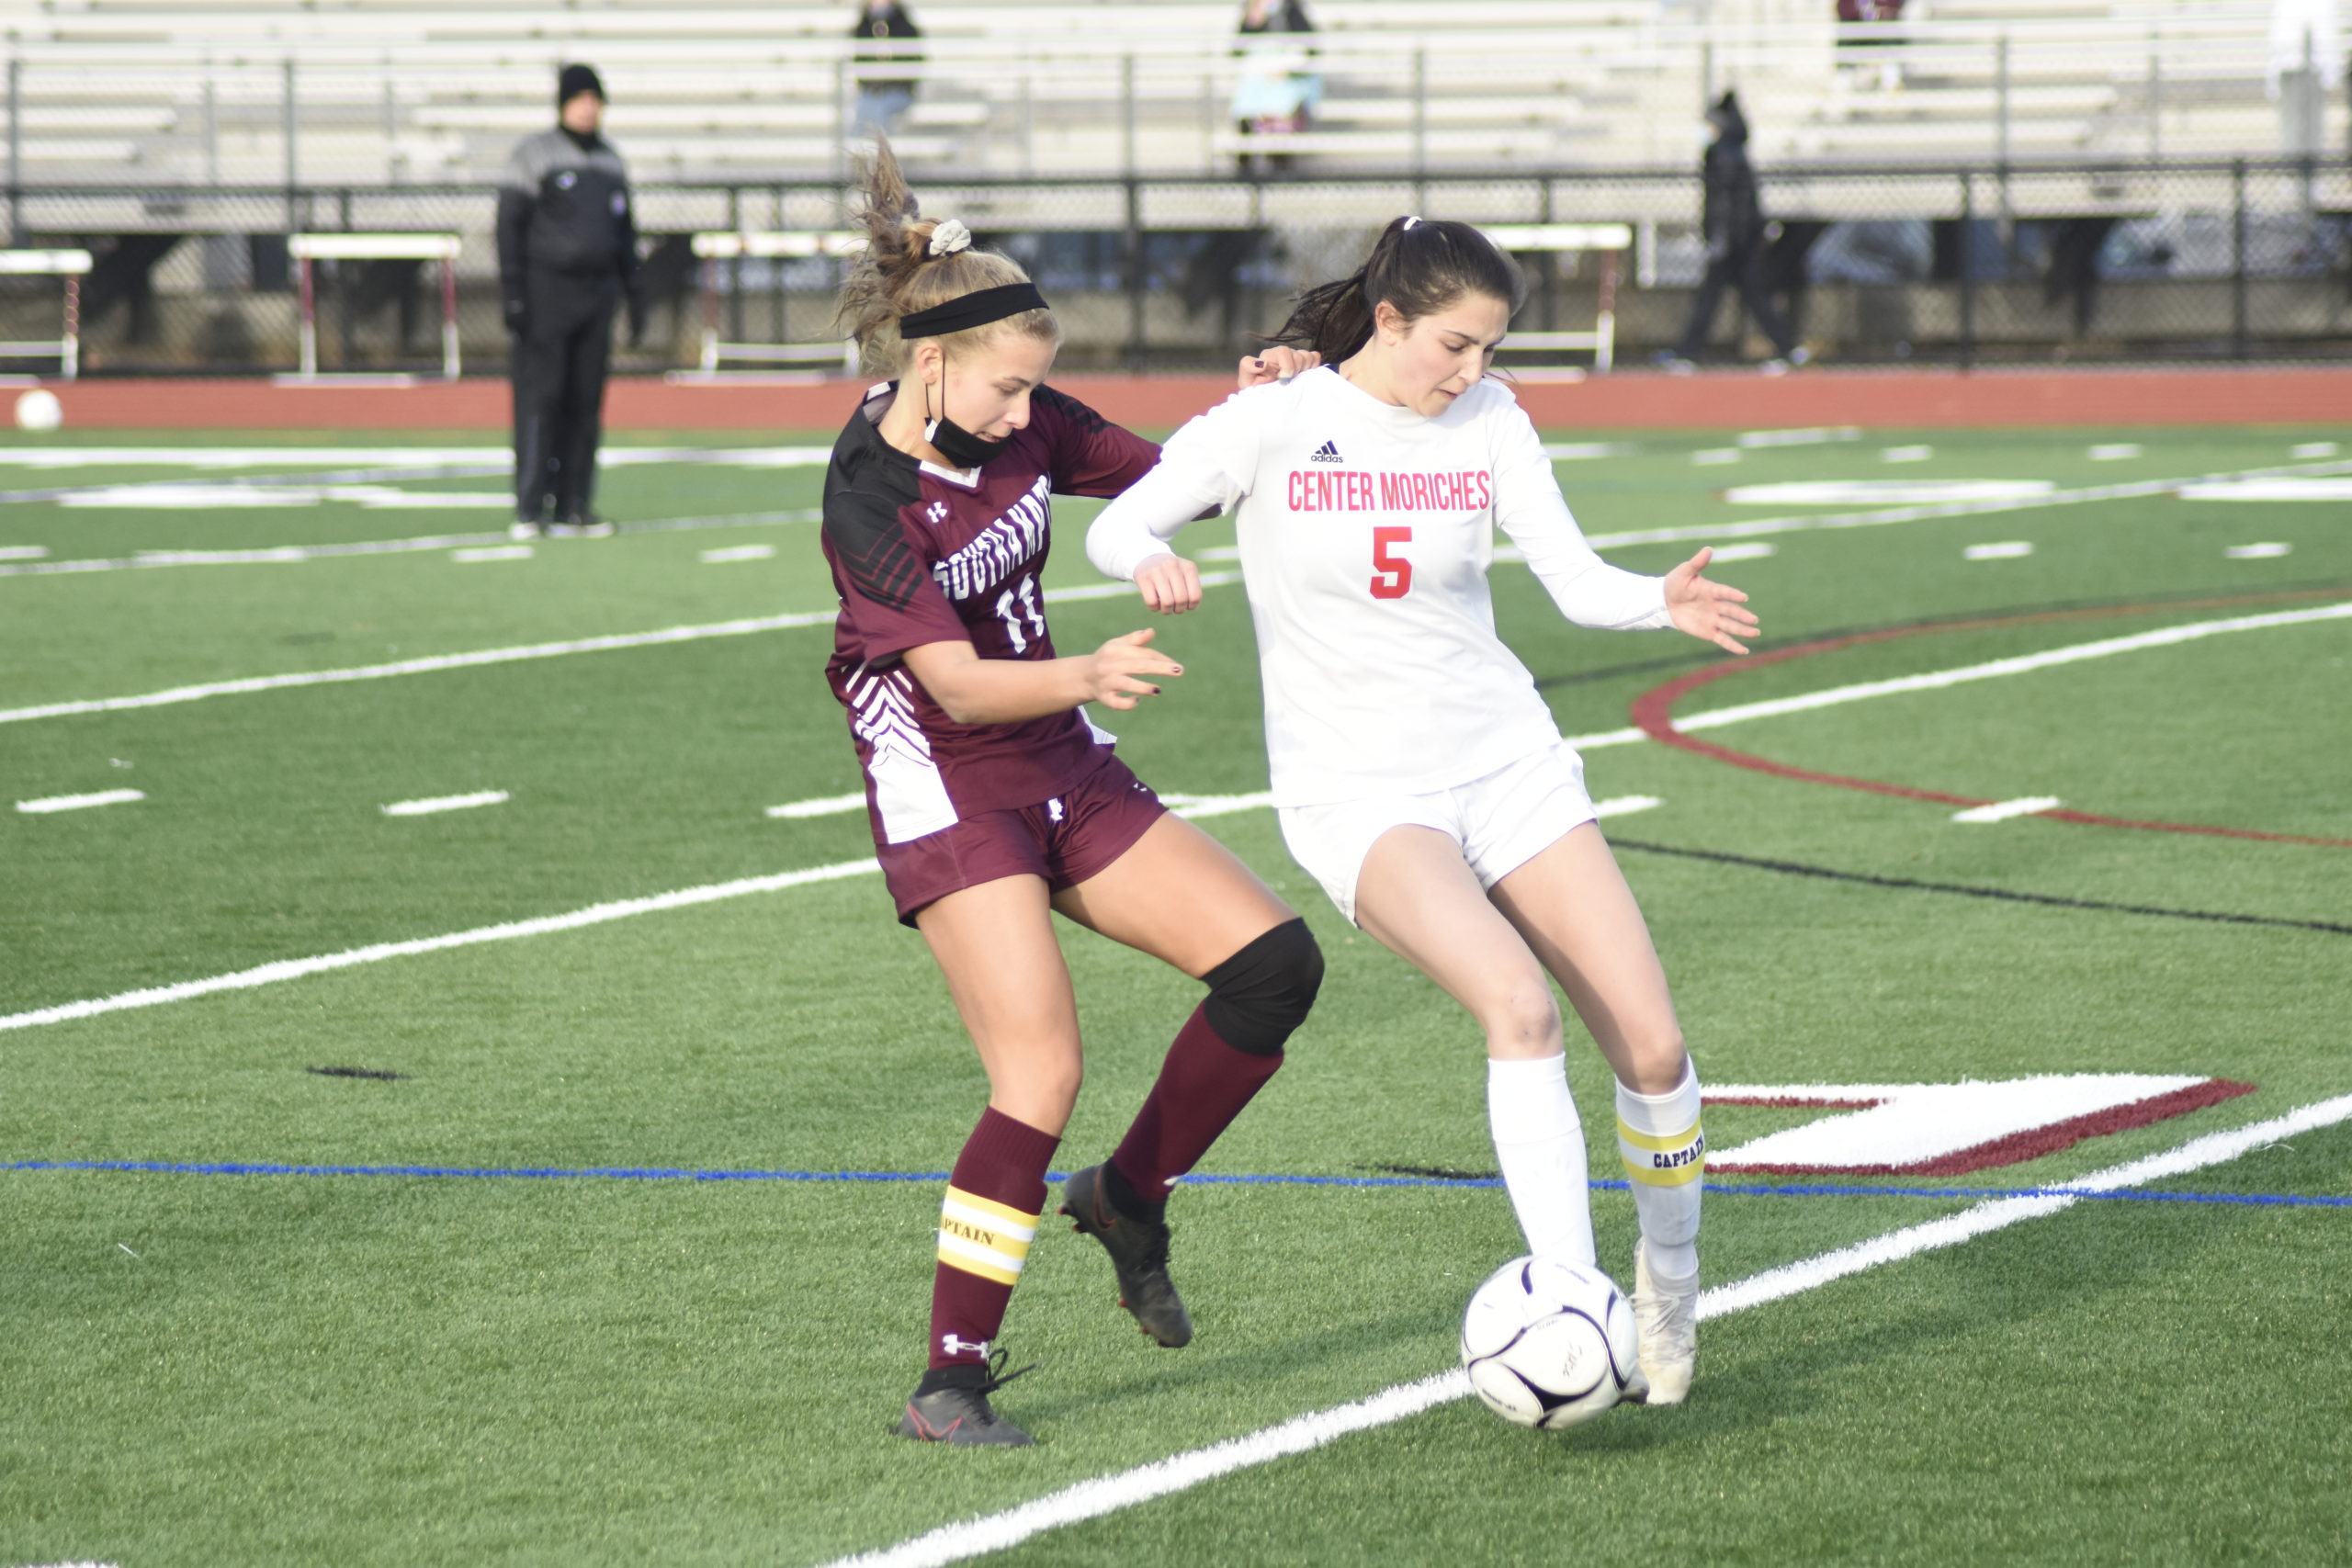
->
[4,1156,2346,1208]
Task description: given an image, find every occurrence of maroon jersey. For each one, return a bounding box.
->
[821,381,1160,844]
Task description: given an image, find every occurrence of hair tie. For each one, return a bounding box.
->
[1401,216,1422,231]
[927,219,973,257]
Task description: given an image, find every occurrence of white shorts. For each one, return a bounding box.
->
[1276,744,1597,926]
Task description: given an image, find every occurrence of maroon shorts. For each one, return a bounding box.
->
[875,752,1170,927]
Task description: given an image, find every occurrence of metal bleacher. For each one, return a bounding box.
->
[0,0,2330,189]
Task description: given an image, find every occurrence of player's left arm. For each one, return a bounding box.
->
[1491,406,1755,650]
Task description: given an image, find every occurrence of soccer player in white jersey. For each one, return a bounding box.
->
[1085,217,1758,1403]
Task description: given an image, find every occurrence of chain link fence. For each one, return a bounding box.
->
[5,160,2347,377]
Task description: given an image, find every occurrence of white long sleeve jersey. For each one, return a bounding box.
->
[1089,367,1675,807]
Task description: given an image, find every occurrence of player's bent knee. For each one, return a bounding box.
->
[1201,917,1324,1056]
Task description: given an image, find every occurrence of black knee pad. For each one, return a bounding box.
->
[1202,918,1323,1056]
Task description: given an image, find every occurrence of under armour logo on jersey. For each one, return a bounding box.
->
[555,170,577,189]
[1309,440,1343,463]
[1046,797,1065,823]
[924,502,950,525]
[941,1333,989,1358]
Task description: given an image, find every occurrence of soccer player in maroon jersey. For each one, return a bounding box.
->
[823,144,1325,1447]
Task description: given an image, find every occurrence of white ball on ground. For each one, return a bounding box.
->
[1460,1255,1638,1429]
[15,388,63,432]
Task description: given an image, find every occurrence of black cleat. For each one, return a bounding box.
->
[1060,1164,1193,1348]
[894,1350,1036,1447]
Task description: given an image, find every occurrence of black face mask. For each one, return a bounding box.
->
[922,356,1004,470]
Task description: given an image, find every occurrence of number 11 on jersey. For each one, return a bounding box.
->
[1371,525,1413,600]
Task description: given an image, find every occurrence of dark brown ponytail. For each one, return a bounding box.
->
[1271,217,1527,361]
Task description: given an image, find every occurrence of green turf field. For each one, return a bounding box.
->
[3,420,2346,1568]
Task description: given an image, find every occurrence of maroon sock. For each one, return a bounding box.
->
[927,1107,1059,1371]
[1109,1003,1283,1213]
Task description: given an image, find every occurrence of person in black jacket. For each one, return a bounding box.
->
[1665,92,1809,374]
[497,64,645,538]
[851,0,924,139]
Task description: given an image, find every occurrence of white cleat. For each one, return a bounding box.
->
[1631,1239,1698,1404]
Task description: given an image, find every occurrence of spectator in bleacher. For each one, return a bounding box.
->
[1231,0,1320,176]
[497,63,645,539]
[1662,92,1809,377]
[1835,0,1906,94]
[852,0,926,141]
[2267,0,2341,155]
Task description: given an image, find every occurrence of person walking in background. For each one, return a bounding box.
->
[1662,92,1810,376]
[1231,0,1319,176]
[497,63,645,539]
[851,0,926,141]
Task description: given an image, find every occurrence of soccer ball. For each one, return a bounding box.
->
[1460,1256,1638,1429]
[15,389,62,432]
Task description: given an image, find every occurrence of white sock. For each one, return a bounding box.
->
[1615,1061,1703,1280]
[1486,1054,1596,1266]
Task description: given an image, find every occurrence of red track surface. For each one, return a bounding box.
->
[35,365,2352,431]
[1627,591,2352,849]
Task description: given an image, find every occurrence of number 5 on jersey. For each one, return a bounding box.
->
[1371,525,1413,600]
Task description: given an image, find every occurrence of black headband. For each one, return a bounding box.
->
[899,283,1049,338]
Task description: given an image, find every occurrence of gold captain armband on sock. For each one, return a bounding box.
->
[936,1186,1041,1286]
[1616,1111,1706,1187]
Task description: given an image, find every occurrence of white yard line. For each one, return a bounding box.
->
[450,546,532,564]
[1660,601,2352,737]
[15,788,142,814]
[1738,426,1860,448]
[1963,541,2035,560]
[2088,444,2143,461]
[380,790,509,817]
[0,574,1240,728]
[0,508,823,578]
[766,793,867,819]
[820,1089,2352,1568]
[0,857,884,1036]
[1580,456,2352,550]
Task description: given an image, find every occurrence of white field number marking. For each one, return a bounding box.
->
[2290,441,2337,458]
[16,788,143,814]
[820,1090,2352,1568]
[1880,446,1932,463]
[1951,796,2061,823]
[2088,444,2142,461]
[1963,541,2034,560]
[1703,1074,2204,1170]
[379,791,509,818]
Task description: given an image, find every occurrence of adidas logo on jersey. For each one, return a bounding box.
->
[1309,440,1343,464]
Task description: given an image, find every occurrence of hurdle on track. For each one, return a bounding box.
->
[1484,223,1631,377]
[0,249,95,382]
[281,232,463,385]
[680,231,865,381]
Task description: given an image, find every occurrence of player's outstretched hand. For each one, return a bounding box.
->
[1238,346,1322,388]
[1133,552,1203,615]
[1664,547,1760,655]
[1087,627,1183,710]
